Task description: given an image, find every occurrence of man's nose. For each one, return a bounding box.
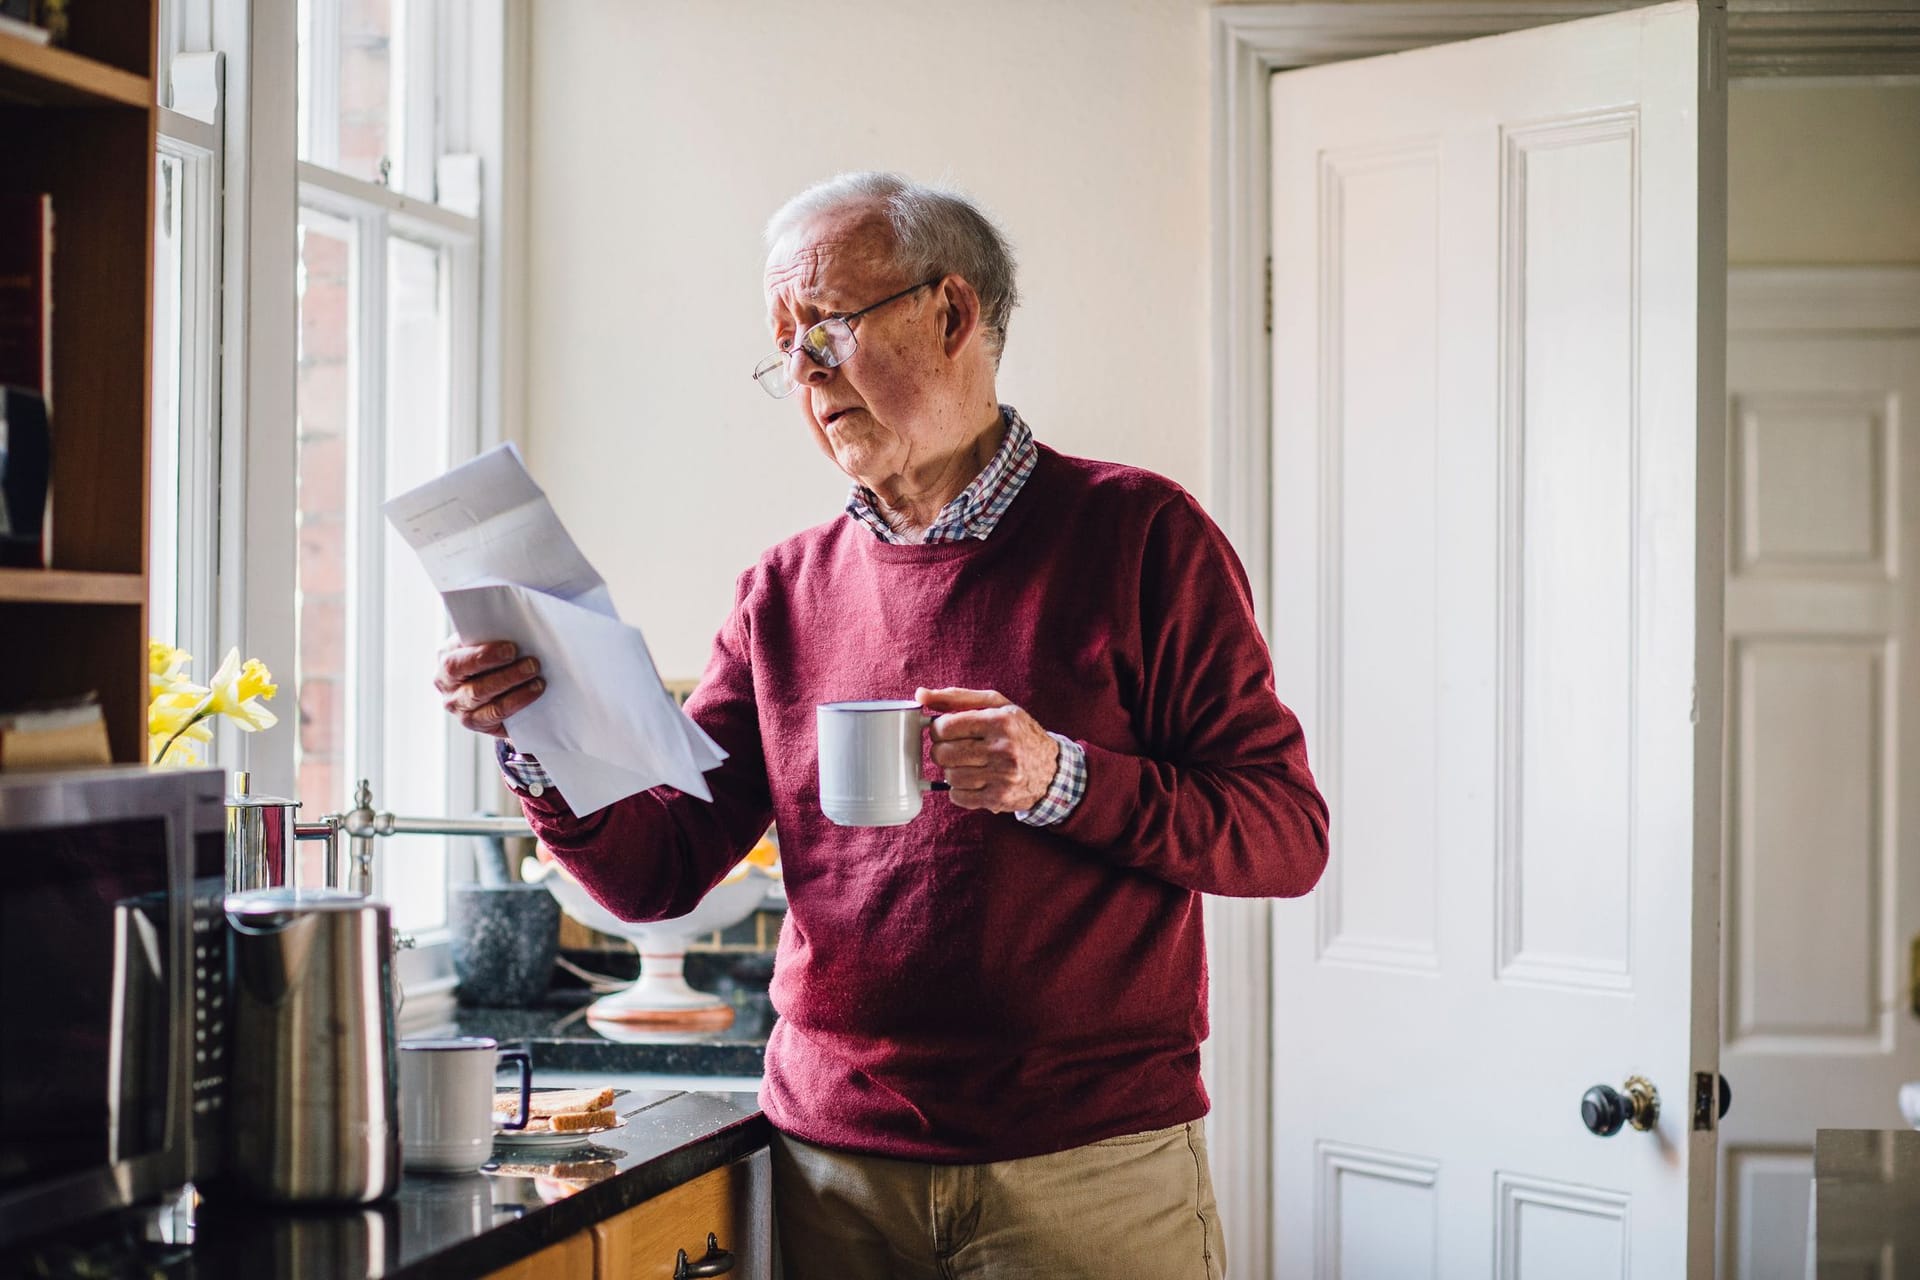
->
[789,344,834,386]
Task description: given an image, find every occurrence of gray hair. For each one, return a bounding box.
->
[764,172,1020,365]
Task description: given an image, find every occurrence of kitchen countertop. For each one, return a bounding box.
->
[3,1077,769,1280]
[1811,1128,1920,1275]
[450,994,771,1079]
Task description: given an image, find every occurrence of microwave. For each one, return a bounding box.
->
[0,765,227,1250]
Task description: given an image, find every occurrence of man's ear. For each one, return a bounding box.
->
[937,275,983,359]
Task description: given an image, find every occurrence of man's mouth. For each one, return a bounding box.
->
[821,407,856,427]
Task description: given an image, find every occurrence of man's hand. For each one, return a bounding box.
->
[918,686,1060,814]
[435,639,545,738]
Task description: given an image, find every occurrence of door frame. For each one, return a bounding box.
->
[1204,6,1920,1276]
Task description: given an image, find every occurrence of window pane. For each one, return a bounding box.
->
[298,0,404,185]
[294,212,356,843]
[148,153,185,652]
[381,235,453,933]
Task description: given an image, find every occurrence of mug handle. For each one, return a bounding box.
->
[919,712,952,793]
[498,1050,533,1131]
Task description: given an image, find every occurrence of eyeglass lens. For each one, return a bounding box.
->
[753,318,856,398]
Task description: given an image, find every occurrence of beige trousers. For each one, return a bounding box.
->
[770,1121,1227,1280]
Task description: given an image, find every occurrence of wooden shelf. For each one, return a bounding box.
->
[0,568,146,605]
[0,0,153,764]
[0,31,150,108]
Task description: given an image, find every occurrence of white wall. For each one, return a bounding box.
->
[524,7,1920,679]
[523,0,1211,678]
[1729,82,1920,267]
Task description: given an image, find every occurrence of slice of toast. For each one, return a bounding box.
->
[492,1087,615,1120]
[493,1160,617,1183]
[511,1108,617,1133]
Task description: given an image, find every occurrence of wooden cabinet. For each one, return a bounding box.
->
[483,1231,596,1280]
[0,1,157,761]
[591,1153,770,1280]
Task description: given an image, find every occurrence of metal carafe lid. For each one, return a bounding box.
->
[226,886,370,918]
[225,888,386,1011]
[226,768,299,810]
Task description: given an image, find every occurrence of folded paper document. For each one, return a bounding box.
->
[384,444,725,815]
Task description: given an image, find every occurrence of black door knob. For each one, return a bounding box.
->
[1582,1085,1629,1136]
[1582,1075,1659,1136]
[1718,1073,1732,1119]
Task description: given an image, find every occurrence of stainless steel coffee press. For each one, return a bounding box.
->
[226,771,344,893]
[222,888,400,1204]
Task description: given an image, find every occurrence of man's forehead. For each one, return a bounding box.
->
[764,209,893,309]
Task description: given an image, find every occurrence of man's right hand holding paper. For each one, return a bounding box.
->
[435,639,545,738]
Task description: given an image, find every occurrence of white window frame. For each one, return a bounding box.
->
[150,45,226,758]
[152,106,223,681]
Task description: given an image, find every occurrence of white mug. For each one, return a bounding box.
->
[399,1036,531,1173]
[816,699,952,827]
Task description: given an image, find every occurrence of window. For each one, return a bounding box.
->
[147,0,503,1025]
[294,0,484,935]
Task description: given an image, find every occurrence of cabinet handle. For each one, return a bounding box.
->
[674,1232,736,1277]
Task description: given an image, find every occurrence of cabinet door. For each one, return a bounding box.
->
[592,1153,769,1280]
[484,1230,596,1280]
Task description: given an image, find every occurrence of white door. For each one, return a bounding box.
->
[1717,269,1920,1278]
[1267,4,1727,1276]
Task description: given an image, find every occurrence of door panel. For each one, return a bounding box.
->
[1318,1143,1441,1279]
[1269,4,1726,1275]
[1315,142,1444,974]
[1503,112,1640,992]
[1718,273,1920,1279]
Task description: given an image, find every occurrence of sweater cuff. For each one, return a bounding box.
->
[1051,739,1146,849]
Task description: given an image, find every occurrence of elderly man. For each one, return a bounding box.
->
[435,172,1328,1280]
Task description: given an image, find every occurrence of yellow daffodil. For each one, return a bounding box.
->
[148,639,279,765]
[200,648,279,732]
[148,640,203,701]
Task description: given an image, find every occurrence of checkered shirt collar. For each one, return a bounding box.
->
[845,406,1037,545]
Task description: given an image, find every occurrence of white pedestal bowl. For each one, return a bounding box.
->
[542,865,770,1031]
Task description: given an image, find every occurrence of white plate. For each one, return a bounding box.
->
[492,1117,626,1149]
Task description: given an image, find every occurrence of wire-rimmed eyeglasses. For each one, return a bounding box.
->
[752,277,941,399]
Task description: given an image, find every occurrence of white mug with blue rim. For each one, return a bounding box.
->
[816,699,952,827]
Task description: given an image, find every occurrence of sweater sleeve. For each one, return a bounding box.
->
[1050,491,1329,898]
[512,567,775,922]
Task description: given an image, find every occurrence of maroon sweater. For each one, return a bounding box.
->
[518,445,1328,1162]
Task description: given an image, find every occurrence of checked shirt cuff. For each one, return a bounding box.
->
[496,737,554,797]
[1014,733,1086,828]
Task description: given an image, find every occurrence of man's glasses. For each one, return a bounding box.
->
[752,277,941,399]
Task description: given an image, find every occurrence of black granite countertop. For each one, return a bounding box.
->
[1812,1128,1920,1275]
[4,1082,769,1280]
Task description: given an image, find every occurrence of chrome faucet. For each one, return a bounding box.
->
[327,778,535,897]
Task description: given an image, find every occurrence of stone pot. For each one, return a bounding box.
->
[450,882,560,1008]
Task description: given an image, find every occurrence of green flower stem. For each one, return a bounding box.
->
[154,702,214,765]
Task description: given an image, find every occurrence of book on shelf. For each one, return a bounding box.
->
[0,387,49,568]
[0,694,110,772]
[0,12,49,44]
[0,0,65,47]
[0,192,52,399]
